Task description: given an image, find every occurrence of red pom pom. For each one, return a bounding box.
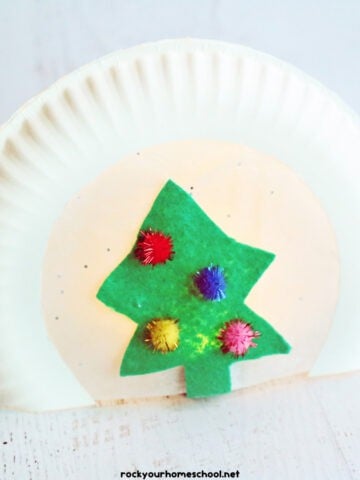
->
[135,229,174,266]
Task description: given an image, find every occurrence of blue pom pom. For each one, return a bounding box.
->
[194,265,226,301]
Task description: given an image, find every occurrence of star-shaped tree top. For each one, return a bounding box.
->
[97,180,290,397]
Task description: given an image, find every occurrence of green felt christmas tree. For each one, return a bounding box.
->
[97,180,290,397]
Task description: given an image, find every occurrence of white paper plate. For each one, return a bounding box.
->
[0,38,359,411]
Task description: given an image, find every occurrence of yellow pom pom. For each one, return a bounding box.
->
[145,319,180,352]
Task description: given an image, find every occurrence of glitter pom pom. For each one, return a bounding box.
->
[194,265,226,301]
[145,319,180,352]
[218,319,260,357]
[135,229,174,266]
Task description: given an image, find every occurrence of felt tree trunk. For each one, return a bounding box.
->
[184,358,231,398]
[97,180,290,397]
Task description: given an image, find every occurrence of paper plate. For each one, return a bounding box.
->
[0,38,359,411]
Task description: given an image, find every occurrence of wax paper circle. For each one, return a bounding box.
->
[42,140,339,402]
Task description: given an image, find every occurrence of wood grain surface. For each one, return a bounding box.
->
[0,1,359,479]
[1,374,359,479]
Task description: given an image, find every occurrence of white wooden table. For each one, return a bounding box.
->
[1,374,359,479]
[0,1,359,479]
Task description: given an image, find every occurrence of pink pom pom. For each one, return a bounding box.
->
[218,319,260,357]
